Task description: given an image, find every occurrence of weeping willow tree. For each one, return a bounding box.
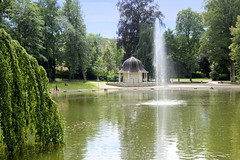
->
[0,29,64,152]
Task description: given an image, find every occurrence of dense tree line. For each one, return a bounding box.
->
[0,0,124,82]
[3,0,240,83]
[117,0,240,83]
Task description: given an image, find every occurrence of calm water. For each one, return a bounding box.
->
[8,89,240,159]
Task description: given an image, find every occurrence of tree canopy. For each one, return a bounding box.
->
[176,8,204,81]
[201,0,240,81]
[229,16,240,81]
[117,0,164,61]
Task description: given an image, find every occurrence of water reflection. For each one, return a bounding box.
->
[3,89,240,159]
[54,90,240,160]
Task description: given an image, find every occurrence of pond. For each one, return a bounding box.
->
[11,89,240,159]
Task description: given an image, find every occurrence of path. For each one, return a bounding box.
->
[49,80,240,94]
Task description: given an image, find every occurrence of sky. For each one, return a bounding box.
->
[59,0,205,39]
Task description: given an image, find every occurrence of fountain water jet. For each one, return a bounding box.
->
[154,19,167,87]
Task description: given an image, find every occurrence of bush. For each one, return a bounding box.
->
[210,71,229,81]
[218,74,229,80]
[55,70,69,79]
[210,71,219,80]
[107,71,118,82]
[192,72,206,78]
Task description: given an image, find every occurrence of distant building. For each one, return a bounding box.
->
[118,56,148,84]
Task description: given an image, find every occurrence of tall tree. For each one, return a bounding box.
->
[134,23,154,77]
[109,39,125,70]
[229,15,240,82]
[38,0,60,81]
[10,0,45,63]
[164,29,182,82]
[201,0,240,81]
[62,0,87,81]
[0,0,13,30]
[117,0,164,61]
[176,8,204,82]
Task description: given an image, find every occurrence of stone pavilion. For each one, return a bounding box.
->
[118,56,148,84]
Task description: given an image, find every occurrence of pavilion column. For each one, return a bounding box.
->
[128,72,130,83]
[118,73,121,82]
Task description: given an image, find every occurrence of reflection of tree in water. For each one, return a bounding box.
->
[174,91,207,158]
[116,90,156,160]
[174,90,240,159]
[206,90,240,159]
[55,92,103,160]
[51,90,240,159]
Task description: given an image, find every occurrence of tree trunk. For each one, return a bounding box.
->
[177,61,180,83]
[230,62,236,82]
[79,57,87,83]
[189,67,193,82]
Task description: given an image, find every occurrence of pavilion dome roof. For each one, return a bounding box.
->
[118,56,148,73]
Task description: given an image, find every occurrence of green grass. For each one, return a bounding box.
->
[48,78,98,90]
[170,78,211,83]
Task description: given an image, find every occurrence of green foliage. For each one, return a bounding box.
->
[38,0,61,81]
[107,71,118,82]
[91,58,107,80]
[86,34,124,80]
[201,0,240,81]
[117,0,164,60]
[61,0,87,81]
[10,1,45,63]
[109,39,125,70]
[164,29,183,81]
[0,29,64,152]
[230,16,240,82]
[176,8,204,81]
[86,34,104,67]
[134,23,154,77]
[192,72,206,78]
[0,0,13,32]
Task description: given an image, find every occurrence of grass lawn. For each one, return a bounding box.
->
[49,78,98,90]
[170,78,211,83]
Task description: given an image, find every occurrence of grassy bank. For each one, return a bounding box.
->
[170,78,210,83]
[49,78,98,90]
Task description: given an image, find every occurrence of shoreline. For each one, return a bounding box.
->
[49,81,240,94]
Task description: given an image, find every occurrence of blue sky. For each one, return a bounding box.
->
[59,0,205,38]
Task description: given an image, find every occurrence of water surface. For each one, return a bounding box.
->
[11,89,240,159]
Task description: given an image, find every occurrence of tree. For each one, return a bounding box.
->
[229,15,240,82]
[201,0,240,81]
[109,39,125,70]
[38,0,60,81]
[62,0,87,81]
[103,46,115,72]
[134,23,154,77]
[117,0,164,61]
[0,0,13,30]
[10,0,45,63]
[176,8,204,82]
[91,58,107,81]
[86,34,104,66]
[0,29,64,151]
[164,29,182,82]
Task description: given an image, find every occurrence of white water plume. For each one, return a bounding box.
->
[153,18,167,86]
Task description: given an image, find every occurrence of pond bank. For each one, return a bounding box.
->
[49,81,240,94]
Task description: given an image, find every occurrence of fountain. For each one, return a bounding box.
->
[154,19,167,87]
[141,19,185,106]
